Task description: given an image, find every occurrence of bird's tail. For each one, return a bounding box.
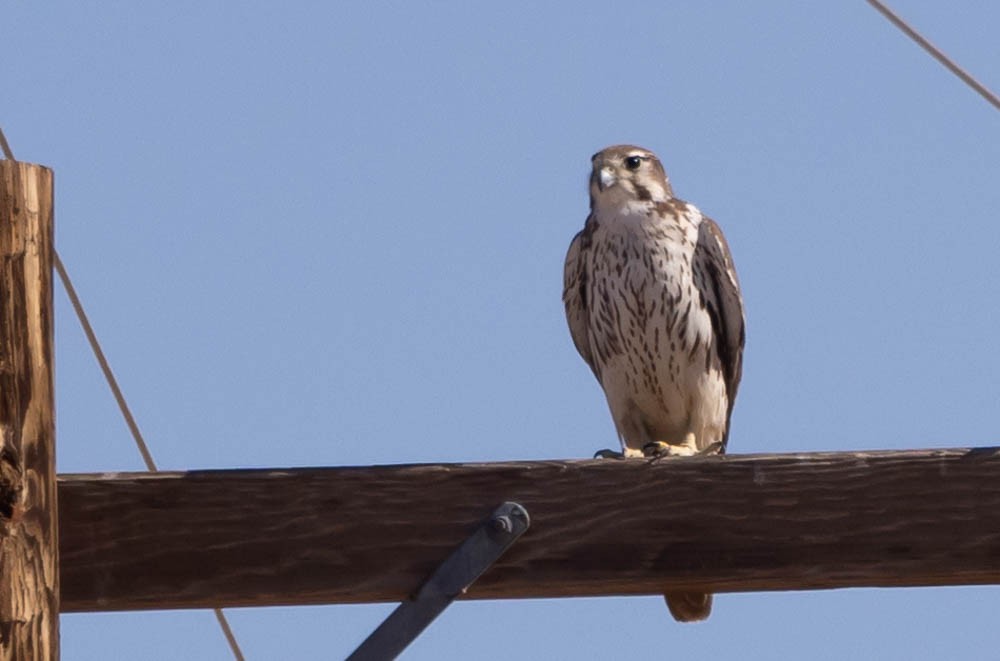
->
[664,592,712,622]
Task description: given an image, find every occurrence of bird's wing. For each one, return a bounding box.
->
[563,216,600,379]
[693,215,746,445]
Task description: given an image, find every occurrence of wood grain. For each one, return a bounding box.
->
[0,161,58,659]
[59,447,1000,612]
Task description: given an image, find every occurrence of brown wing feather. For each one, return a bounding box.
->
[563,215,599,379]
[693,216,746,446]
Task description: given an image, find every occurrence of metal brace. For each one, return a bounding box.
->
[347,501,530,661]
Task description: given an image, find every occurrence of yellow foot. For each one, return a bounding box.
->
[594,447,645,459]
[642,433,723,459]
[642,441,698,458]
[697,441,724,456]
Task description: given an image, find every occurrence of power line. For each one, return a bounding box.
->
[0,128,13,160]
[52,252,158,472]
[53,237,247,661]
[867,0,1000,111]
[0,126,246,661]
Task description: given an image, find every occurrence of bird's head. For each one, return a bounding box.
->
[589,145,673,210]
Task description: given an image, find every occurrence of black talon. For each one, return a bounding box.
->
[697,441,723,456]
[642,441,668,458]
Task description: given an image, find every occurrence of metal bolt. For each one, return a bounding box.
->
[491,515,513,533]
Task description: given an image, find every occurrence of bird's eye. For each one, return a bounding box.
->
[624,156,642,171]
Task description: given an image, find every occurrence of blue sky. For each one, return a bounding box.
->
[6,1,1000,659]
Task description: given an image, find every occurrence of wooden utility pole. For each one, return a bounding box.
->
[0,160,58,659]
[57,448,1000,612]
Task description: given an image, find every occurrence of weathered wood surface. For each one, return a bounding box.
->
[0,161,58,658]
[59,447,1000,612]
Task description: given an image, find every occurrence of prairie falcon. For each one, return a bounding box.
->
[563,145,745,622]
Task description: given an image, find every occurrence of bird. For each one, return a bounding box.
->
[563,144,745,622]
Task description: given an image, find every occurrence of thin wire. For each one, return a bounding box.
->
[1,124,246,661]
[53,252,159,472]
[867,0,1000,111]
[53,246,247,661]
[213,609,246,661]
[0,128,14,160]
